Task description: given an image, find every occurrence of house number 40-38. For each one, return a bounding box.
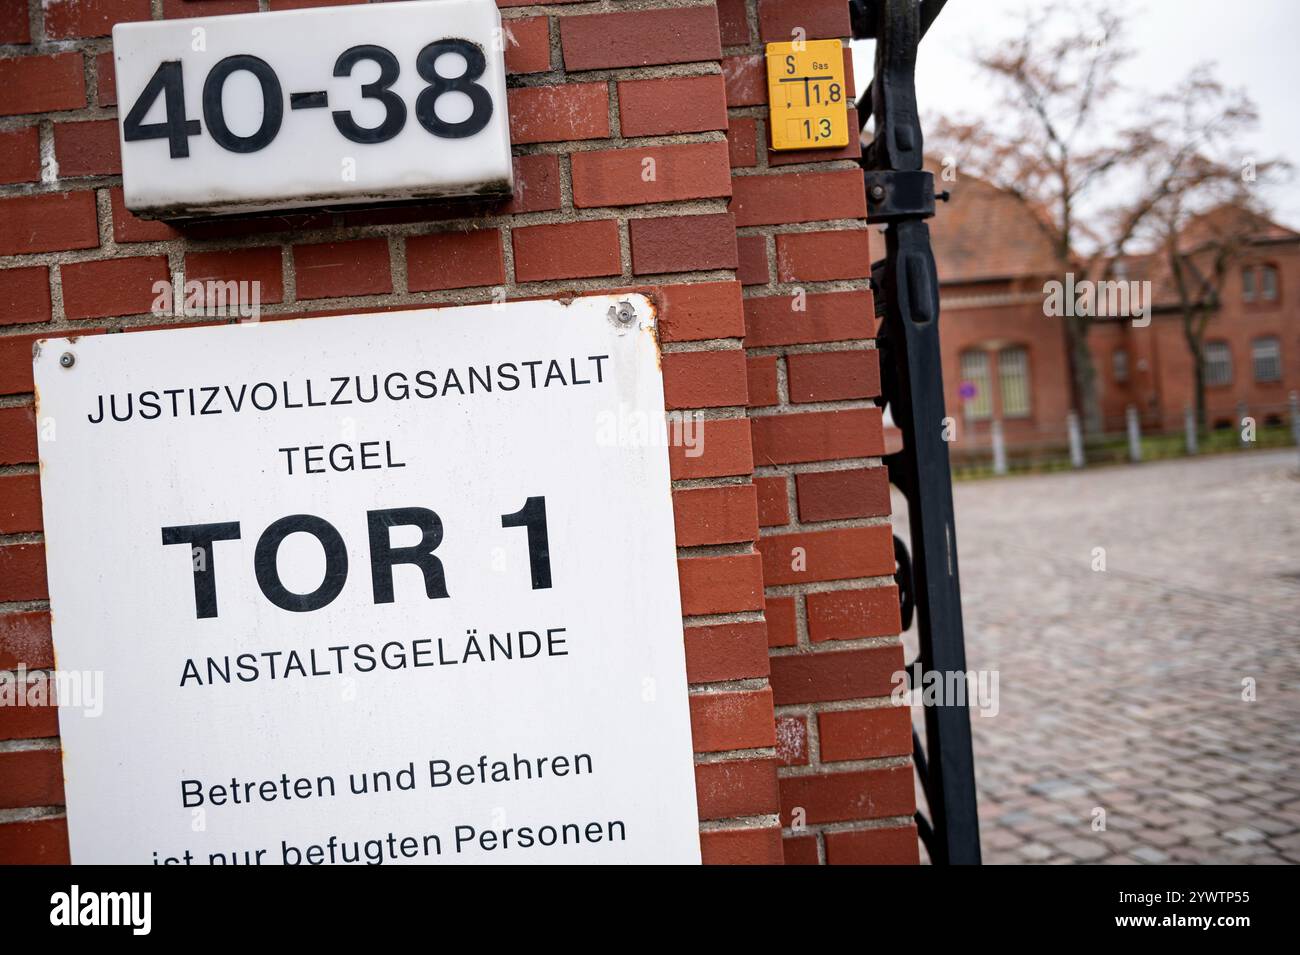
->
[124,38,494,158]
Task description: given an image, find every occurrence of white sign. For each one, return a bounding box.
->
[113,0,513,217]
[34,295,701,864]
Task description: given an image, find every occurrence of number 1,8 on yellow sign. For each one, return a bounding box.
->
[765,39,850,151]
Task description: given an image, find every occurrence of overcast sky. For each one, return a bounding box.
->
[850,0,1300,229]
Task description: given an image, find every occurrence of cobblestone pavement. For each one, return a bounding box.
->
[895,449,1300,864]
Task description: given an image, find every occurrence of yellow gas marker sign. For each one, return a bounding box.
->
[765,39,850,151]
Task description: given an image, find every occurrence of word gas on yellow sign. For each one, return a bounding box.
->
[765,38,850,151]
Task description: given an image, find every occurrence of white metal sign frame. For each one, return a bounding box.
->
[33,295,701,865]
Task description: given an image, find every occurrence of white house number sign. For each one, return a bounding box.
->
[113,0,513,216]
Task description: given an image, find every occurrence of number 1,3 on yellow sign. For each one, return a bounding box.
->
[787,118,835,144]
[765,38,850,151]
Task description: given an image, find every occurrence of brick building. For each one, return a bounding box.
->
[930,170,1300,452]
[0,0,918,864]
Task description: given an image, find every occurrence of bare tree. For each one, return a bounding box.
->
[1141,67,1286,434]
[929,2,1219,434]
[1160,198,1254,435]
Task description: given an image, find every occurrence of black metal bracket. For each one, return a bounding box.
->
[855,0,981,865]
[864,169,936,223]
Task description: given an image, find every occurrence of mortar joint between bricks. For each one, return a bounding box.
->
[624,197,732,218]
[0,736,60,753]
[753,457,883,475]
[793,590,811,648]
[767,514,894,536]
[654,406,748,423]
[763,574,900,597]
[554,0,721,19]
[0,663,50,680]
[525,130,728,153]
[768,635,903,657]
[675,541,756,559]
[782,465,799,523]
[686,678,770,696]
[746,397,879,417]
[0,103,119,134]
[746,341,881,358]
[0,461,38,478]
[763,577,900,601]
[692,748,779,765]
[659,339,746,356]
[660,336,748,353]
[279,246,297,304]
[770,222,871,236]
[778,754,913,778]
[632,271,735,291]
[805,701,824,765]
[0,807,64,826]
[25,0,41,44]
[775,351,790,404]
[0,529,42,547]
[757,156,868,177]
[698,814,782,832]
[785,697,907,715]
[0,394,40,411]
[678,609,765,627]
[388,234,409,296]
[792,816,919,837]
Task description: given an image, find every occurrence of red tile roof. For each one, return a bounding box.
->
[926,164,1061,284]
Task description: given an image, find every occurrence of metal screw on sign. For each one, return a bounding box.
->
[60,352,75,369]
[869,184,886,202]
[608,301,636,325]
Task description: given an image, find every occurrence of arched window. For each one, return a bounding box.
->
[959,350,991,420]
[1204,341,1232,387]
[1252,336,1282,382]
[998,345,1031,417]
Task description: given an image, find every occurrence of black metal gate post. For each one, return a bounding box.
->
[852,0,982,864]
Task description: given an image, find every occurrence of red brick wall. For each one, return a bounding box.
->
[0,0,912,865]
[722,0,917,864]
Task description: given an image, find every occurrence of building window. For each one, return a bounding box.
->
[1252,336,1282,382]
[1204,341,1232,387]
[1261,265,1279,302]
[959,350,991,420]
[1112,348,1129,383]
[998,345,1031,417]
[1245,265,1281,303]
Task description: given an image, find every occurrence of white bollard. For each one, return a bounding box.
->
[1067,411,1084,468]
[1126,405,1142,463]
[1291,392,1299,471]
[1184,406,1198,456]
[991,418,1007,475]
